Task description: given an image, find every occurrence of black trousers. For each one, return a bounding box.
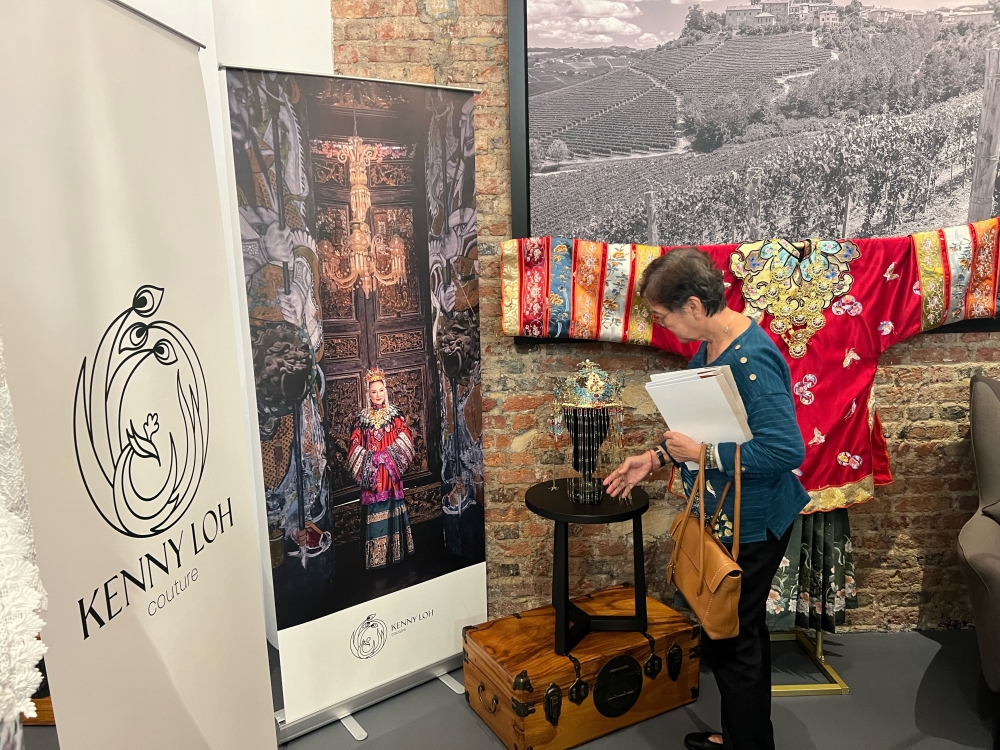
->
[700,527,792,750]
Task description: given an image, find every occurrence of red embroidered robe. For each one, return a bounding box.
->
[499,219,1000,513]
[347,406,415,506]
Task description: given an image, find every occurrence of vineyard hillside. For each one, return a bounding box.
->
[528,33,833,161]
[531,93,982,244]
[527,49,634,97]
[530,20,1000,246]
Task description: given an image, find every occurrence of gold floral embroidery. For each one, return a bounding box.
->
[730,237,860,358]
[360,405,398,431]
[913,230,946,330]
[800,475,875,513]
[627,244,663,345]
[500,239,521,335]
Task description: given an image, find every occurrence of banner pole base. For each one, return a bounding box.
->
[437,673,465,694]
[339,714,368,741]
[273,653,463,743]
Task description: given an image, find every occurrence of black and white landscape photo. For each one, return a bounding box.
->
[525,0,998,243]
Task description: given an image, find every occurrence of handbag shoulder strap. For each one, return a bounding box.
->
[666,444,708,587]
[705,445,742,561]
[696,446,706,596]
[665,477,698,587]
[732,444,741,561]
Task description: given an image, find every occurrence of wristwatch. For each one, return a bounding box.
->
[653,444,668,468]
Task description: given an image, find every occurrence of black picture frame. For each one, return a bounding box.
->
[504,2,1000,334]
[508,0,530,239]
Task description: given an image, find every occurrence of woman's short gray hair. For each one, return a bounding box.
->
[638,248,726,316]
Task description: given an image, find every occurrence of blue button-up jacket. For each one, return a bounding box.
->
[666,320,809,544]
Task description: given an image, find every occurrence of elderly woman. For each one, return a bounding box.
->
[604,248,808,750]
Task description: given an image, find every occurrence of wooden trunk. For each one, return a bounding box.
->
[463,585,701,750]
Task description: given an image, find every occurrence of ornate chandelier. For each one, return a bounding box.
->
[329,132,408,299]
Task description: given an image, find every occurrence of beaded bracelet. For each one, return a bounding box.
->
[704,443,717,471]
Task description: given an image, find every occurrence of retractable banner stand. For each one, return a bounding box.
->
[0,2,275,749]
[222,69,487,738]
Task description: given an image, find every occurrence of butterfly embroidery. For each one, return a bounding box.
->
[808,428,826,446]
[845,399,857,420]
[884,262,899,282]
[843,348,860,368]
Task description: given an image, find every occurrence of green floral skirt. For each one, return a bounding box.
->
[765,508,857,633]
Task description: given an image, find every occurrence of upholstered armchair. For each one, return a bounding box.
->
[959,374,1000,692]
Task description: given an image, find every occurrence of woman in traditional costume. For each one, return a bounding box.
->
[348,367,416,569]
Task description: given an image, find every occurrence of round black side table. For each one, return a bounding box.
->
[525,478,650,655]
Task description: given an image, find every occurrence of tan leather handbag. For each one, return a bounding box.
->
[665,444,742,640]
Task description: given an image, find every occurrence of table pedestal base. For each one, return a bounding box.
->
[553,516,647,655]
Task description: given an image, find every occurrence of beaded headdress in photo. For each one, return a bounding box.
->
[364,366,386,385]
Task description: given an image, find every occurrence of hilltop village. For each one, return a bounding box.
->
[723,1,992,28]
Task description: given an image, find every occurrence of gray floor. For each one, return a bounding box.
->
[24,630,996,750]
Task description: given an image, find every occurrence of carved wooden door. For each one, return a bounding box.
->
[306,85,441,508]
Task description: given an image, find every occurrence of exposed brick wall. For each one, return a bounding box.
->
[332,0,510,243]
[477,331,1000,632]
[855,333,1000,630]
[330,1,999,630]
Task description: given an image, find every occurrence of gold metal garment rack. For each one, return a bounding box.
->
[770,628,849,696]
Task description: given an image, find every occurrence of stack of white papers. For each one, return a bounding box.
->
[644,366,753,470]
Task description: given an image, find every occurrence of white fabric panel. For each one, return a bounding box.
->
[0,1,274,748]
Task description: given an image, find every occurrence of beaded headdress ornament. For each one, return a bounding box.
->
[364,366,386,385]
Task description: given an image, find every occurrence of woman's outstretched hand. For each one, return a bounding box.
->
[603,453,653,498]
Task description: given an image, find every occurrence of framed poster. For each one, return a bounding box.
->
[508,0,1000,330]
[225,69,486,734]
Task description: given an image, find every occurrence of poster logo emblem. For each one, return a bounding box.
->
[350,614,387,659]
[73,286,209,538]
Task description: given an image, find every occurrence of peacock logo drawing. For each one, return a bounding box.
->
[350,614,387,659]
[73,286,209,538]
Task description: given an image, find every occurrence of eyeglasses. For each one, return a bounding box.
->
[651,310,671,327]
